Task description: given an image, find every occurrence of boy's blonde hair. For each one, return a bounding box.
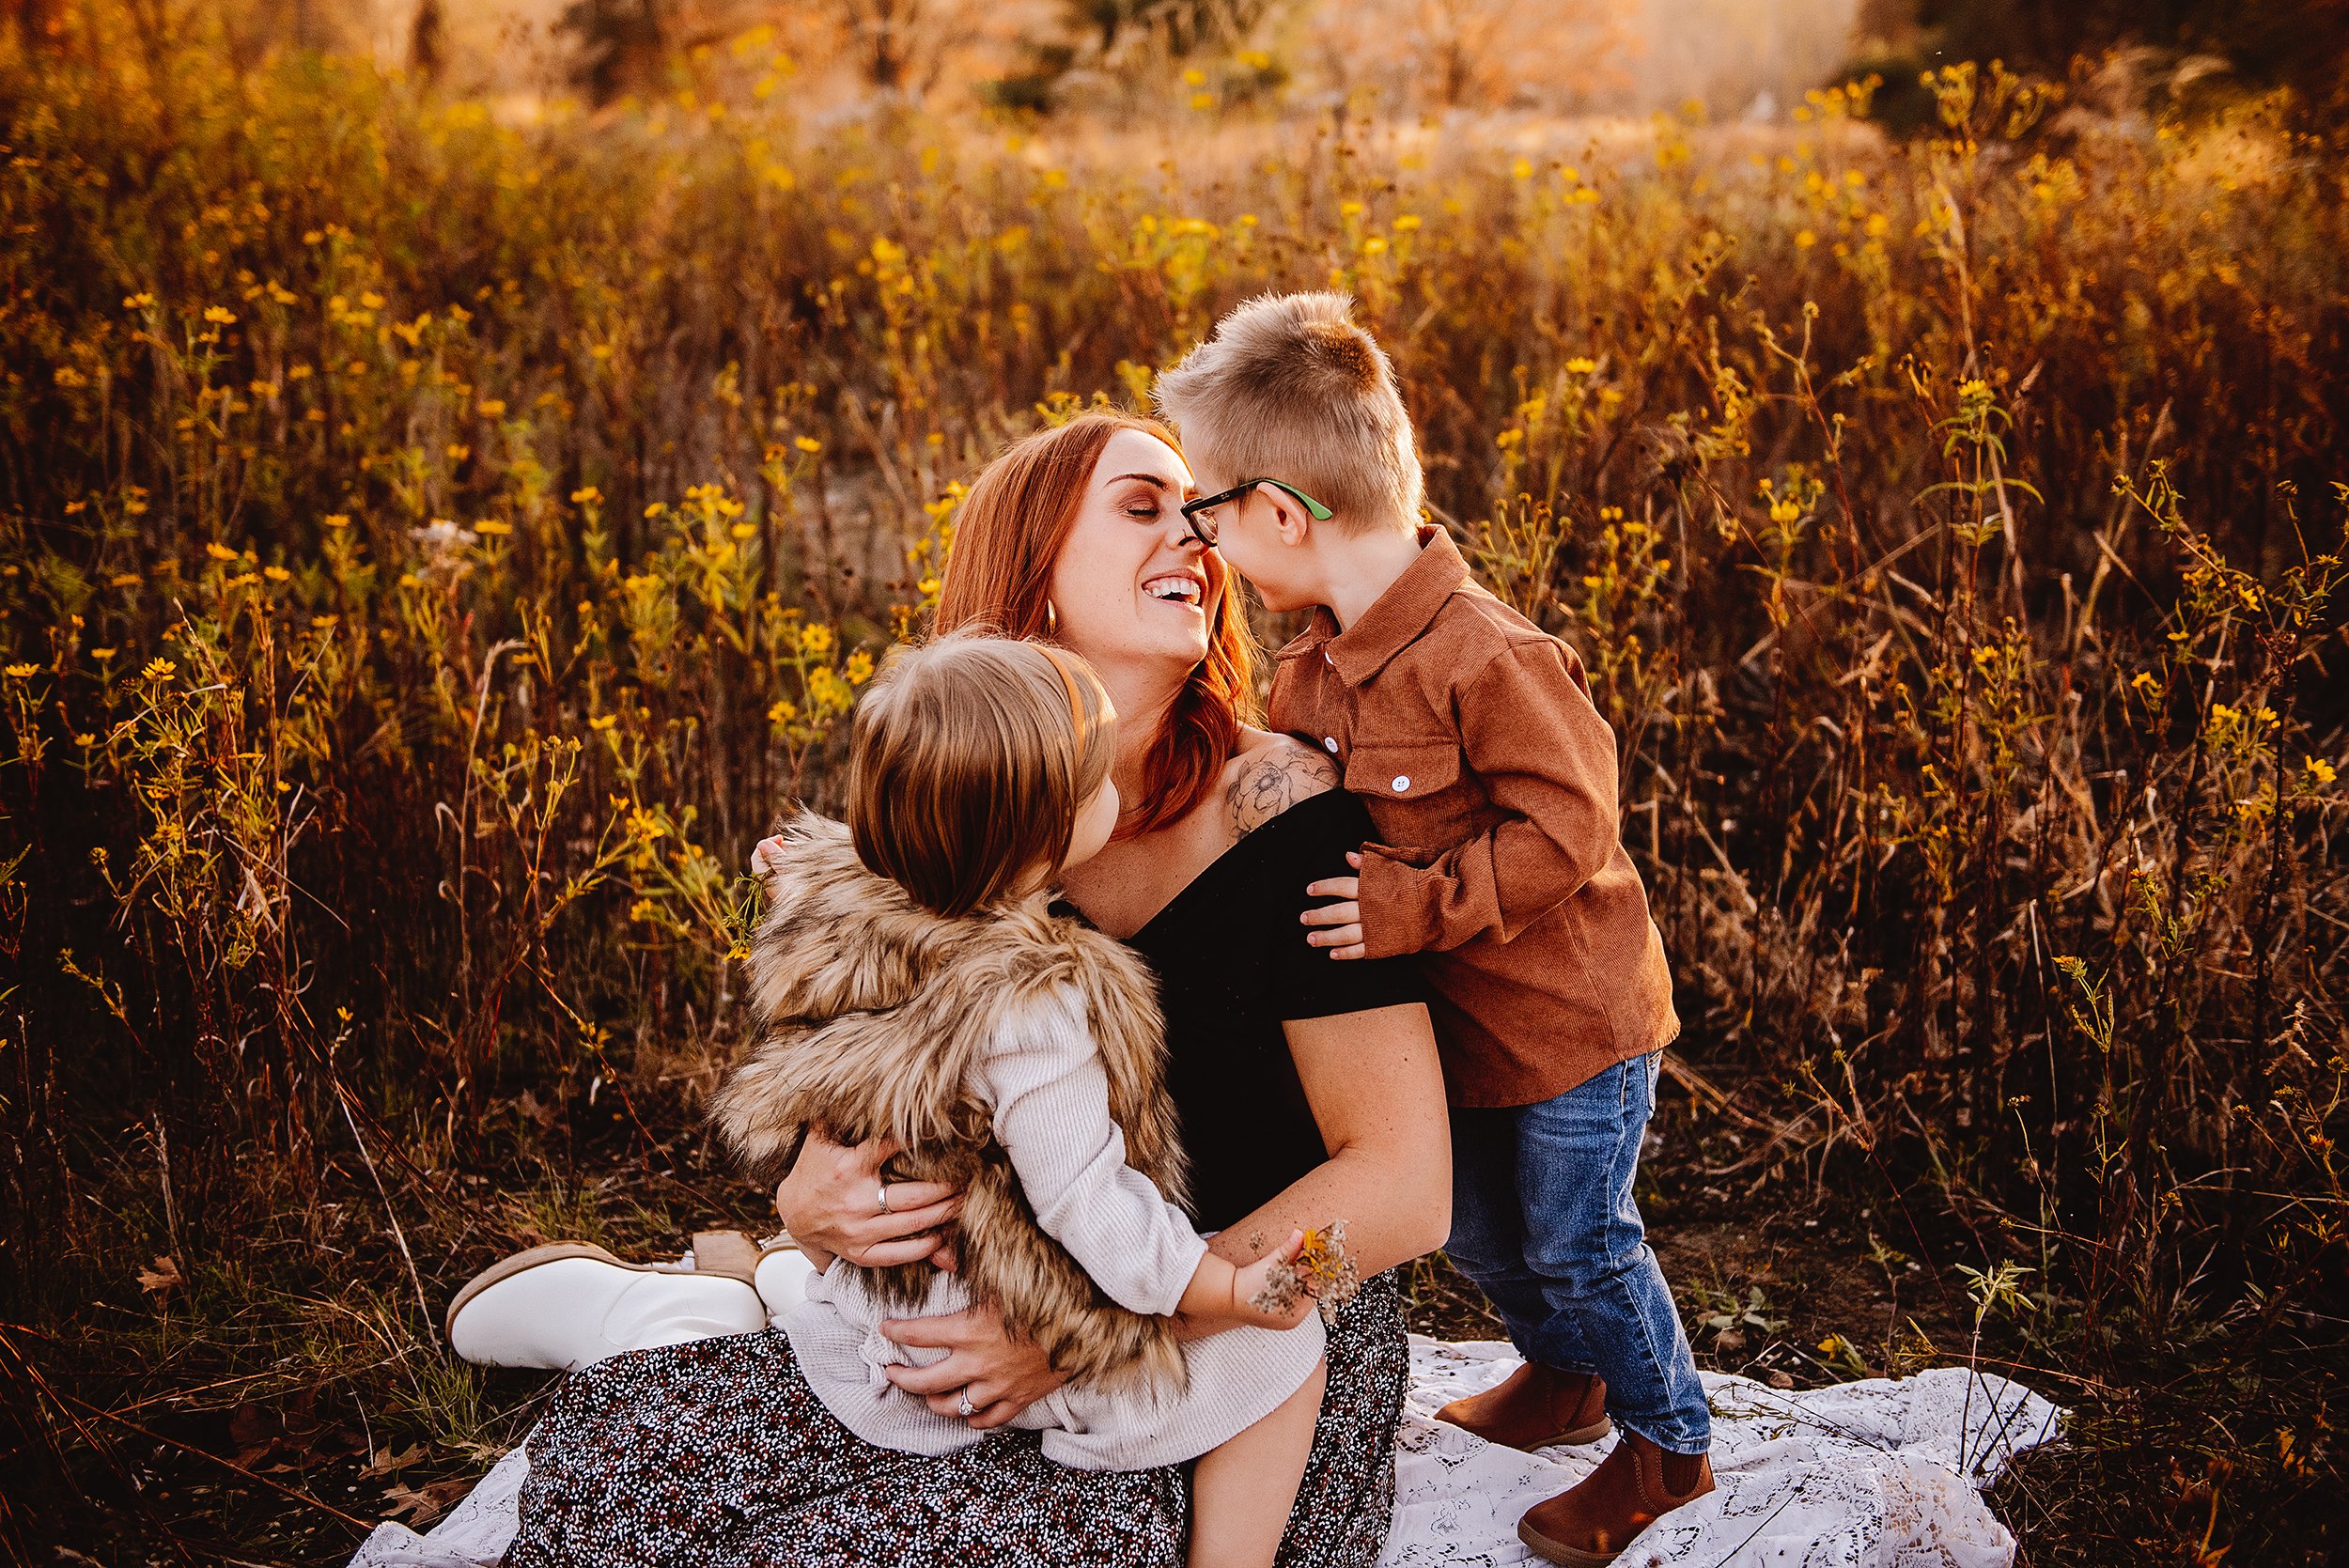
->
[1153,290,1423,535]
[846,631,1114,918]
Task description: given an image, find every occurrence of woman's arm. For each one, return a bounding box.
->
[1193,1001,1452,1289]
[773,1131,961,1274]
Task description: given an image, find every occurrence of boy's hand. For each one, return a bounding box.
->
[1302,851,1366,960]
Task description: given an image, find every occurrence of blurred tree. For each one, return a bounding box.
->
[834,0,1018,96]
[843,0,923,88]
[1083,0,1273,57]
[410,0,445,85]
[559,0,671,104]
[1852,0,2349,129]
[1310,0,1626,113]
[5,0,64,52]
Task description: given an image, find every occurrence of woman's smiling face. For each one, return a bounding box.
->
[1047,427,1219,680]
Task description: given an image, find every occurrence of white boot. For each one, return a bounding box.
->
[446,1235,769,1371]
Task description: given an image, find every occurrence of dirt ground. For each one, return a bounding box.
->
[36,1077,2020,1567]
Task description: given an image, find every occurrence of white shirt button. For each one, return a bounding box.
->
[1392,775,1411,793]
[1323,737,1339,753]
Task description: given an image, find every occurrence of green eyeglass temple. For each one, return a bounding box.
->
[1178,479,1333,543]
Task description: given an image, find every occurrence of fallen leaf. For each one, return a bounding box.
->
[136,1254,183,1299]
[361,1441,428,1479]
[381,1477,470,1526]
[1767,1370,1796,1389]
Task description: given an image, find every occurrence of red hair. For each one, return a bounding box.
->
[935,411,1257,837]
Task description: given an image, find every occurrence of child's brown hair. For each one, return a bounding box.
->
[1153,290,1423,535]
[846,631,1115,918]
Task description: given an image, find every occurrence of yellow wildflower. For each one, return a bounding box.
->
[1565,357,1598,375]
[475,519,513,536]
[570,486,602,505]
[795,436,822,453]
[3,662,37,678]
[142,658,177,681]
[202,305,237,325]
[2308,756,2339,787]
[590,713,618,730]
[801,624,834,655]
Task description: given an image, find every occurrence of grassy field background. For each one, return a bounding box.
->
[1,7,2345,1562]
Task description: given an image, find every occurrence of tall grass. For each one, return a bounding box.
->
[1,8,2343,1560]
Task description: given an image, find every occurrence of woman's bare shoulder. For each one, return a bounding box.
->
[1221,728,1340,839]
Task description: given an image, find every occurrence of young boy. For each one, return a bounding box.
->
[1156,292,1715,1566]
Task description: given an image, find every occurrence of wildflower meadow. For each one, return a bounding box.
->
[1,5,2343,1561]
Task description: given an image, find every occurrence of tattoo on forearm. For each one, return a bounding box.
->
[1226,744,1339,835]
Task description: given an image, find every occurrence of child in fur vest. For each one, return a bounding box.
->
[713,631,1330,1568]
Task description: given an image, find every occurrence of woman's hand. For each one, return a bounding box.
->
[879,1308,1069,1429]
[774,1131,960,1274]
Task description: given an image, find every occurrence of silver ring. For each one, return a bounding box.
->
[876,1182,893,1215]
[957,1389,976,1419]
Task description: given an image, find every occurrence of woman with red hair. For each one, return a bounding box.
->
[488,413,1453,1567]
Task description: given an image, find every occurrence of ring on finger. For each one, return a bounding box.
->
[957,1389,976,1419]
[877,1182,893,1215]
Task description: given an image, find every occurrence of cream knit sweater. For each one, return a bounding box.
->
[782,985,1326,1472]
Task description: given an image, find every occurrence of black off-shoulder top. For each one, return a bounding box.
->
[1065,788,1427,1234]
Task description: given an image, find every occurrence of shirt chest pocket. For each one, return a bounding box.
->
[1344,742,1476,852]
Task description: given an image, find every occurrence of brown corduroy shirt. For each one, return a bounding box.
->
[1267,527,1678,1108]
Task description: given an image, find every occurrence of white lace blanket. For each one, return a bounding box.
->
[351,1338,2060,1567]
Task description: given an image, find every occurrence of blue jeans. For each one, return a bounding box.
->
[1446,1051,1711,1454]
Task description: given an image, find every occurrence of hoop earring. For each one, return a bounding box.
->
[1045,601,1059,635]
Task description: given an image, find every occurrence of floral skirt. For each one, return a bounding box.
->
[506,1272,1407,1568]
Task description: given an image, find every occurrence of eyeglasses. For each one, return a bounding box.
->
[1177,478,1332,548]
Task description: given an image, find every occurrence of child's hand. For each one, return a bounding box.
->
[1302,851,1365,960]
[1232,1231,1316,1328]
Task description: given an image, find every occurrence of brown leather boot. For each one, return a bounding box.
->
[1517,1430,1715,1565]
[1435,1362,1612,1450]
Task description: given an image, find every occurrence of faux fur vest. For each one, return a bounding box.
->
[712,811,1190,1392]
